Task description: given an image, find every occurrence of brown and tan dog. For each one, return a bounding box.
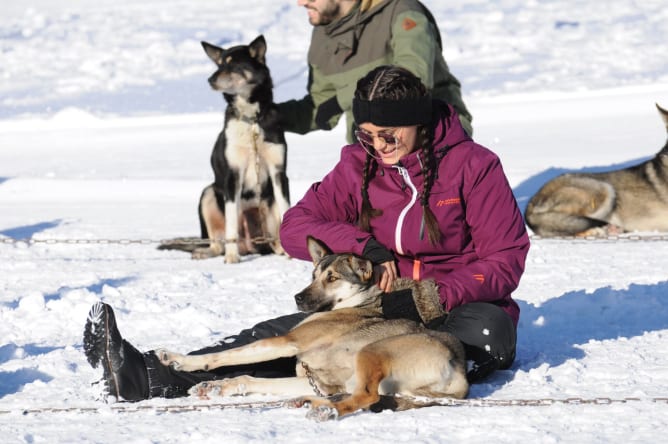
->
[525,103,668,237]
[156,237,468,420]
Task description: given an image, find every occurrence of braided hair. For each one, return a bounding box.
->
[354,66,441,244]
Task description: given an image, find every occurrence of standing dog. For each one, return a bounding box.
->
[159,35,290,263]
[525,103,668,236]
[156,237,468,421]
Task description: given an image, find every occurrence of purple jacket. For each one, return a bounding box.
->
[280,102,529,326]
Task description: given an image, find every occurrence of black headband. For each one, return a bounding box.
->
[352,96,432,127]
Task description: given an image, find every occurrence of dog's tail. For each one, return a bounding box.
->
[157,237,210,252]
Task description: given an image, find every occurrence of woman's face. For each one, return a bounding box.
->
[355,123,419,165]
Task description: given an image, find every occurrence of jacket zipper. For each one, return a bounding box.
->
[393,165,418,256]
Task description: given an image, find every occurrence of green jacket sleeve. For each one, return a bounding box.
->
[277,66,343,135]
[390,9,472,134]
[389,10,438,89]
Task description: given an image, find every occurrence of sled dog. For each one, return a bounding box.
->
[525,103,668,236]
[157,237,468,421]
[159,35,290,263]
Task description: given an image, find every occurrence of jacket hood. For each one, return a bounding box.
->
[323,0,390,37]
[359,0,387,13]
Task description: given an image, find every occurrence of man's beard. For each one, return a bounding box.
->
[310,0,344,26]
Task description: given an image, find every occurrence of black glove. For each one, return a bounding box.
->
[381,279,446,325]
[362,238,394,265]
[315,96,343,130]
[425,314,448,330]
[382,289,422,322]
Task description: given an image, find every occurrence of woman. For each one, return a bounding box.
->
[280,65,529,381]
[84,66,528,402]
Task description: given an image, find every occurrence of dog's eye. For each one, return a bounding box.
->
[327,274,338,283]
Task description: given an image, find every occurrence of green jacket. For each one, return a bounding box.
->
[278,0,472,142]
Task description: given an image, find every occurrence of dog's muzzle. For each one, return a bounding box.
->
[294,290,332,313]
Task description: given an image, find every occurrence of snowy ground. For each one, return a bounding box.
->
[1,1,668,442]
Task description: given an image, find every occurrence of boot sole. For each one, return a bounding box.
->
[83,302,121,399]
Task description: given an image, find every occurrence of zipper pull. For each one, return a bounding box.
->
[397,166,408,191]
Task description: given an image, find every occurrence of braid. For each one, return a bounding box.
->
[359,152,382,232]
[419,127,442,244]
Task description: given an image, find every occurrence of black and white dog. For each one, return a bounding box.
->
[160,35,290,263]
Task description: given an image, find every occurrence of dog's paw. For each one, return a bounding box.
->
[224,242,241,263]
[219,377,252,396]
[224,254,241,264]
[306,405,339,422]
[189,377,252,398]
[576,224,624,238]
[271,241,286,256]
[155,348,185,370]
[192,247,219,260]
[285,396,311,409]
[188,382,220,399]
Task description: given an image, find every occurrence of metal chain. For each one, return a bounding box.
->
[0,236,276,246]
[2,396,666,415]
[416,396,668,407]
[1,233,667,246]
[529,234,668,241]
[301,362,325,397]
[0,399,286,415]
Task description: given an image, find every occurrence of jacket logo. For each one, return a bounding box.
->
[436,198,461,207]
[473,274,485,283]
[402,18,417,31]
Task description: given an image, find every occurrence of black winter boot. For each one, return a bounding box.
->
[464,345,500,383]
[83,302,150,401]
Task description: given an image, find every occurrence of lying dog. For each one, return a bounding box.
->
[159,35,290,262]
[525,103,668,236]
[156,237,468,421]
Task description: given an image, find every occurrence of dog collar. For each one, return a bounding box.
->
[238,113,258,124]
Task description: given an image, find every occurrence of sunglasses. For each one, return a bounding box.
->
[354,128,399,156]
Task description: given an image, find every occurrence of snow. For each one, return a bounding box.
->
[1,0,668,442]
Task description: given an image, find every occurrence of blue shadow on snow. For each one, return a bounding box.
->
[0,368,54,399]
[0,343,59,399]
[3,276,136,309]
[0,219,63,240]
[0,344,58,365]
[472,281,668,397]
[44,276,136,304]
[517,281,668,364]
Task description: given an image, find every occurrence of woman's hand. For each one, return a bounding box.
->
[363,238,396,292]
[375,260,398,292]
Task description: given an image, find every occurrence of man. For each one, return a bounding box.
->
[278,0,473,142]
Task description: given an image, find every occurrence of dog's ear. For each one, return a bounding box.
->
[306,236,331,266]
[657,103,668,132]
[248,35,267,65]
[350,257,373,282]
[201,41,224,65]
